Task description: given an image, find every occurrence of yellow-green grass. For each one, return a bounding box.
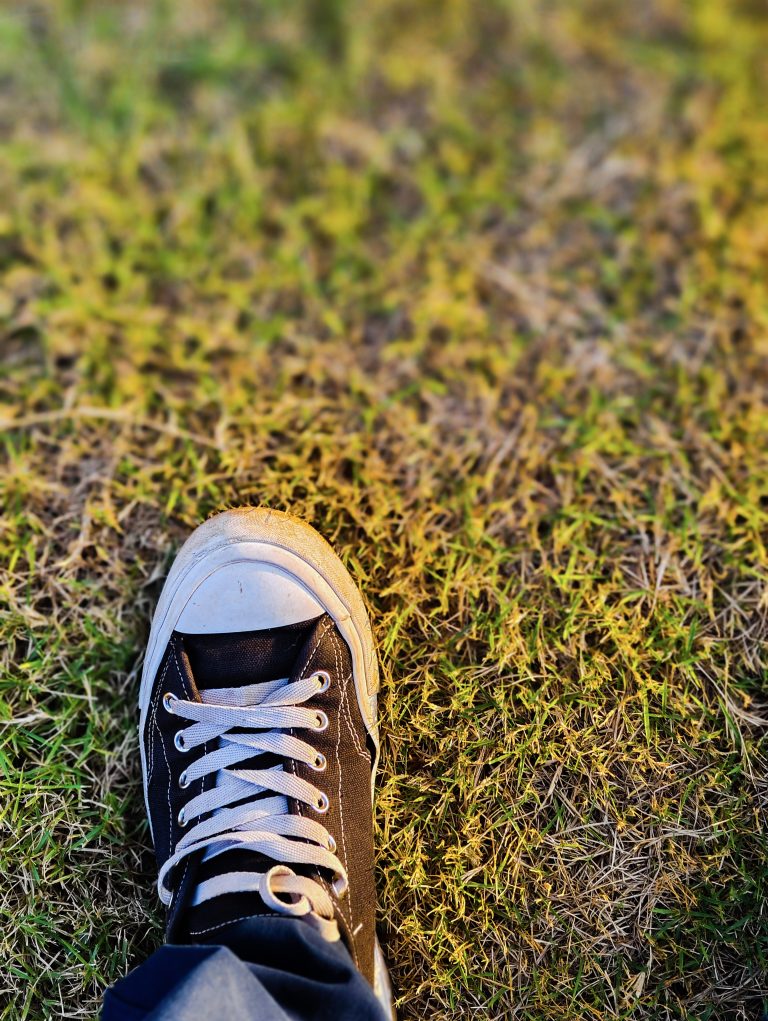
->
[2,1,768,1018]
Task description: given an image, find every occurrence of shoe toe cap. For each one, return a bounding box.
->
[176,561,324,633]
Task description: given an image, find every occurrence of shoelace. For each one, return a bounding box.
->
[156,670,347,940]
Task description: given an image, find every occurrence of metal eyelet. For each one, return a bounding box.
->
[313,792,330,814]
[178,770,190,789]
[174,730,187,752]
[162,692,177,713]
[313,711,329,732]
[327,835,337,853]
[177,807,187,827]
[314,670,331,693]
[310,753,327,772]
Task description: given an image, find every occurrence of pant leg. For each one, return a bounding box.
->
[102,916,387,1021]
[102,944,283,1021]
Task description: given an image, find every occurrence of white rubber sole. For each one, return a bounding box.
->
[138,507,393,1018]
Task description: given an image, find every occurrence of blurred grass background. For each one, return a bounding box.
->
[2,1,768,1018]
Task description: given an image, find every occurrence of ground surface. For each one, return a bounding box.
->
[1,1,768,1018]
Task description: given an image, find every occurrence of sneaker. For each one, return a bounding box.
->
[138,507,394,1018]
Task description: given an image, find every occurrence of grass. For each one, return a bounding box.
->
[1,0,768,1017]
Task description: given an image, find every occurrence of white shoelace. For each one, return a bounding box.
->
[156,670,346,939]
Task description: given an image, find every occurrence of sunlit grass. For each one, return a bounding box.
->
[1,1,768,1018]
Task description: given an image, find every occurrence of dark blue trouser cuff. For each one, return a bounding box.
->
[102,916,386,1021]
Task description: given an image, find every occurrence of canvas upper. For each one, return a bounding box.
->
[141,612,379,984]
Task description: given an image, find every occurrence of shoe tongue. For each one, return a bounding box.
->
[180,614,324,689]
[168,612,336,944]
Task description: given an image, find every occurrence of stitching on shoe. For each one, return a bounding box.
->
[168,641,214,923]
[171,855,191,927]
[324,633,359,951]
[149,652,173,785]
[339,659,368,763]
[171,641,202,847]
[148,694,158,786]
[188,911,285,937]
[330,633,358,965]
[148,696,158,784]
[317,629,354,942]
[285,725,348,940]
[332,624,365,763]
[157,705,174,857]
[155,642,182,857]
[303,617,335,669]
[298,620,356,948]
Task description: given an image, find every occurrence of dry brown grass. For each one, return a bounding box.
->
[2,1,768,1018]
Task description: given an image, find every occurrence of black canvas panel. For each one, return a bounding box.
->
[142,613,378,985]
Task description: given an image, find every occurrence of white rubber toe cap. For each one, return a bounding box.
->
[176,561,325,634]
[140,507,379,734]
